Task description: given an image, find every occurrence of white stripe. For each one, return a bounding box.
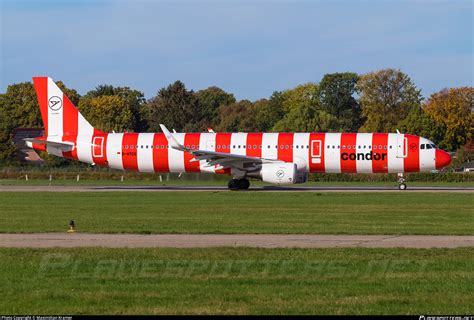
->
[47,78,63,139]
[293,133,310,172]
[107,133,124,170]
[324,133,341,173]
[136,133,155,173]
[200,133,216,173]
[168,133,185,173]
[261,133,279,160]
[230,133,247,156]
[387,133,404,173]
[76,114,94,164]
[356,133,373,173]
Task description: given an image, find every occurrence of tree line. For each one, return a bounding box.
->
[0,68,472,165]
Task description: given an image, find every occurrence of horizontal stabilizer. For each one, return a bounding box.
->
[23,138,74,151]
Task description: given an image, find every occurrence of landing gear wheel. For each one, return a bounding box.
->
[397,173,407,191]
[228,179,240,191]
[228,178,250,190]
[239,179,250,190]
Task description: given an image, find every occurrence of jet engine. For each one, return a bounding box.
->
[260,163,297,185]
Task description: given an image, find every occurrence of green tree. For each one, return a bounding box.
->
[357,69,422,132]
[78,96,134,132]
[195,86,236,128]
[280,83,319,113]
[273,83,337,132]
[319,72,362,131]
[83,85,145,131]
[215,100,257,132]
[253,92,285,131]
[273,105,338,132]
[142,81,200,132]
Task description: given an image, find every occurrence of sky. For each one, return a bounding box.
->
[1,0,472,101]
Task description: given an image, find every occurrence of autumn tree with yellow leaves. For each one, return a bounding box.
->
[423,87,473,151]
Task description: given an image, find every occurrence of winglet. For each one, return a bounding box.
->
[160,124,184,150]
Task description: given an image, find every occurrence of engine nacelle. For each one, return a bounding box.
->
[261,163,297,185]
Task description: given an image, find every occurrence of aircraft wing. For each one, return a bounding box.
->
[160,124,279,171]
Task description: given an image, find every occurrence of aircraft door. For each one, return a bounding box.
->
[311,140,322,164]
[93,136,104,158]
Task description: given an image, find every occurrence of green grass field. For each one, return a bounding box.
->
[1,178,473,187]
[1,247,472,315]
[0,192,472,234]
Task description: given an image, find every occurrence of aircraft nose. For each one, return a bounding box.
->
[435,149,451,170]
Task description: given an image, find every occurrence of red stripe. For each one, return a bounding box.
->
[32,136,47,152]
[340,133,357,173]
[404,134,420,172]
[277,133,294,162]
[62,94,79,160]
[122,133,139,171]
[371,133,389,173]
[184,133,201,173]
[309,133,325,173]
[215,133,232,174]
[32,77,48,134]
[152,133,169,173]
[246,133,263,157]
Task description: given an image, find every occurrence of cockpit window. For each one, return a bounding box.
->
[426,144,433,150]
[420,144,425,150]
[431,144,437,149]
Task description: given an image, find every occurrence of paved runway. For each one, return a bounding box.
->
[0,185,472,193]
[1,233,473,248]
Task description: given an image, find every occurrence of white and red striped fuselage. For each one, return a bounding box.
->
[41,131,447,174]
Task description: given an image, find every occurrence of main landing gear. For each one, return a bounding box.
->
[397,173,407,190]
[228,178,250,190]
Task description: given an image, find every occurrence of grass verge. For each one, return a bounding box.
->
[1,247,472,315]
[0,192,472,234]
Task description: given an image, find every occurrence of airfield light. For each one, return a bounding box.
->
[67,220,77,233]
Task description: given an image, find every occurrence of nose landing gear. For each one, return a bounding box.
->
[397,173,407,190]
[228,178,250,190]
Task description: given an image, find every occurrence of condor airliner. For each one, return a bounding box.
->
[25,77,451,190]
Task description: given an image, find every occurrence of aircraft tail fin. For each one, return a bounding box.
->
[32,77,100,139]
